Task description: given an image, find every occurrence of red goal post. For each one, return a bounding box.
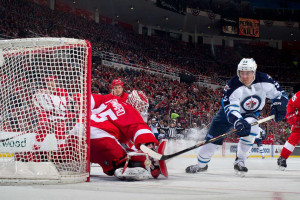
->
[0,38,91,184]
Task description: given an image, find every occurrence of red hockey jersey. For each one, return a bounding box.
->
[90,98,157,149]
[91,92,128,110]
[287,91,300,114]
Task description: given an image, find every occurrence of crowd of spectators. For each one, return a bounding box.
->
[186,0,300,21]
[1,0,299,83]
[92,64,221,127]
[0,0,297,145]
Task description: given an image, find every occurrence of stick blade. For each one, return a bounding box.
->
[140,145,163,160]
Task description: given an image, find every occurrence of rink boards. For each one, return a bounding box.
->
[164,140,300,158]
[0,132,58,157]
[1,134,300,158]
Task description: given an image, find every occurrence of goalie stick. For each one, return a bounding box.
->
[141,115,275,161]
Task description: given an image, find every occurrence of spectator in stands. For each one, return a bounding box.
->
[149,118,160,140]
[266,131,275,145]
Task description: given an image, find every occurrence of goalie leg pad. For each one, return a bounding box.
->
[158,139,168,178]
[114,167,151,181]
[114,152,153,181]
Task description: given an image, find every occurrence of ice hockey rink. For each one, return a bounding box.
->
[1,154,300,200]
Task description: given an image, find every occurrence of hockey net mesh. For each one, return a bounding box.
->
[0,38,91,184]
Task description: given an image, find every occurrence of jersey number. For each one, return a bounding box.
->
[91,109,118,122]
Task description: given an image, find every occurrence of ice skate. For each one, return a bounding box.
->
[114,167,151,181]
[277,156,287,171]
[185,164,208,173]
[234,158,248,177]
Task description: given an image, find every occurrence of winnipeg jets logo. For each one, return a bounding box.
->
[246,100,257,109]
[224,85,230,92]
[241,95,261,111]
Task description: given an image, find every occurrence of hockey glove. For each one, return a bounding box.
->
[286,112,300,126]
[234,119,251,137]
[271,99,287,122]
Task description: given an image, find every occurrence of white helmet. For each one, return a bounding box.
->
[237,58,257,83]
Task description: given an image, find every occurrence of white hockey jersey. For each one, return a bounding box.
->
[222,71,288,124]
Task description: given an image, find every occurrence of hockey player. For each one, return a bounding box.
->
[106,78,128,101]
[89,78,129,113]
[254,127,266,159]
[72,78,128,113]
[90,78,149,124]
[32,76,69,151]
[186,58,288,176]
[89,90,162,180]
[278,91,300,170]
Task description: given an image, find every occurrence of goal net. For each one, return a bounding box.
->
[0,38,91,184]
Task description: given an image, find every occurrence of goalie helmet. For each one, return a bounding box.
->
[111,78,123,88]
[237,58,257,84]
[127,90,149,121]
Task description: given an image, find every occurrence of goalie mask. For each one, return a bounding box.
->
[127,90,149,122]
[237,58,257,86]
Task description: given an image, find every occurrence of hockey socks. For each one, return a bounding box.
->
[258,145,265,158]
[196,143,218,168]
[280,141,295,159]
[185,143,217,173]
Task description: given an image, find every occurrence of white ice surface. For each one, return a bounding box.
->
[1,156,300,200]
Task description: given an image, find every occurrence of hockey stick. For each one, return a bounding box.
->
[141,115,275,161]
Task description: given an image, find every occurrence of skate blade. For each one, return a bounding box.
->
[234,170,246,178]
